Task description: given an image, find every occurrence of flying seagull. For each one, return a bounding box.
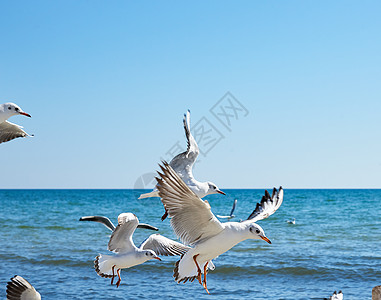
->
[139,111,225,220]
[6,275,41,300]
[0,103,32,144]
[217,199,237,220]
[94,213,190,287]
[79,215,159,231]
[156,161,283,294]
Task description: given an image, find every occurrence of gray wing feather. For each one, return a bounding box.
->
[156,161,223,245]
[6,275,41,300]
[79,216,116,231]
[0,121,30,144]
[108,213,138,253]
[139,233,190,256]
[169,110,199,181]
[246,187,284,223]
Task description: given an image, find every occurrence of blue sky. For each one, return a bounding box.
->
[0,1,380,188]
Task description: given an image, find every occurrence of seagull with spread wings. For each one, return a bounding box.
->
[139,111,225,221]
[94,212,190,287]
[0,103,32,144]
[156,162,283,294]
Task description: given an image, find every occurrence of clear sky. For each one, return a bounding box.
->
[0,1,380,189]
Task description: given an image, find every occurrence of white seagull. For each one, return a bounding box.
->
[6,275,41,300]
[94,212,190,287]
[217,199,238,220]
[139,111,225,220]
[0,103,32,144]
[79,215,159,231]
[286,218,296,225]
[324,290,343,300]
[156,162,283,294]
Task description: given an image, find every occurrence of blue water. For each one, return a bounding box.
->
[0,189,380,299]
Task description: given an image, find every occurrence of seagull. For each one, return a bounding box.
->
[0,103,32,144]
[286,218,296,225]
[324,290,343,300]
[79,215,159,231]
[6,275,41,300]
[217,199,237,220]
[155,162,283,294]
[94,212,190,287]
[139,111,225,220]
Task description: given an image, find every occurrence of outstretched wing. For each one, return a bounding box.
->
[156,161,224,246]
[79,215,158,232]
[169,110,199,182]
[139,233,190,256]
[6,275,41,300]
[0,121,31,144]
[230,199,238,217]
[245,187,284,223]
[108,213,139,253]
[79,216,116,231]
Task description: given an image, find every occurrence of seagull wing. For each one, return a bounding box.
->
[230,199,238,217]
[156,161,224,245]
[0,121,31,144]
[108,213,139,253]
[79,216,116,231]
[169,110,199,183]
[139,233,190,256]
[6,275,41,300]
[245,187,284,223]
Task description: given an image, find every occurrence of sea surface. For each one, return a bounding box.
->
[0,189,380,299]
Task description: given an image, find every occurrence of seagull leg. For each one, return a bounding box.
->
[111,265,116,285]
[202,262,210,294]
[116,269,121,288]
[192,254,202,285]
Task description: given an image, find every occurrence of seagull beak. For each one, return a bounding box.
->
[216,190,226,195]
[260,236,272,244]
[19,112,31,118]
[153,257,162,261]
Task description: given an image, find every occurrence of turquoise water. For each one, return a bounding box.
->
[0,189,380,299]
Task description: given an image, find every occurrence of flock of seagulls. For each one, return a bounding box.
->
[1,104,341,298]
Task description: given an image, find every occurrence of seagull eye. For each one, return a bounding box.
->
[8,107,11,110]
[256,229,260,234]
[15,108,19,112]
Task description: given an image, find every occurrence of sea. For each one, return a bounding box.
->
[0,189,380,299]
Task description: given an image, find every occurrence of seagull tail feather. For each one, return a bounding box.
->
[94,254,114,278]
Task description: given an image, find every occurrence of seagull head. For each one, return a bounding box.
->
[3,103,31,118]
[249,223,271,244]
[206,182,225,196]
[143,250,161,261]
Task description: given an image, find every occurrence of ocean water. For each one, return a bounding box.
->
[0,189,380,300]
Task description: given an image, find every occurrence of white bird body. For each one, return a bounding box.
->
[97,249,152,274]
[156,162,283,293]
[139,111,224,201]
[176,222,250,280]
[0,103,32,144]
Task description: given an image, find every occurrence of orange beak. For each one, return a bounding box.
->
[260,236,272,244]
[154,257,162,261]
[20,112,31,117]
[216,190,226,195]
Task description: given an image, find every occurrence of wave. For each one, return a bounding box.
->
[15,225,76,231]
